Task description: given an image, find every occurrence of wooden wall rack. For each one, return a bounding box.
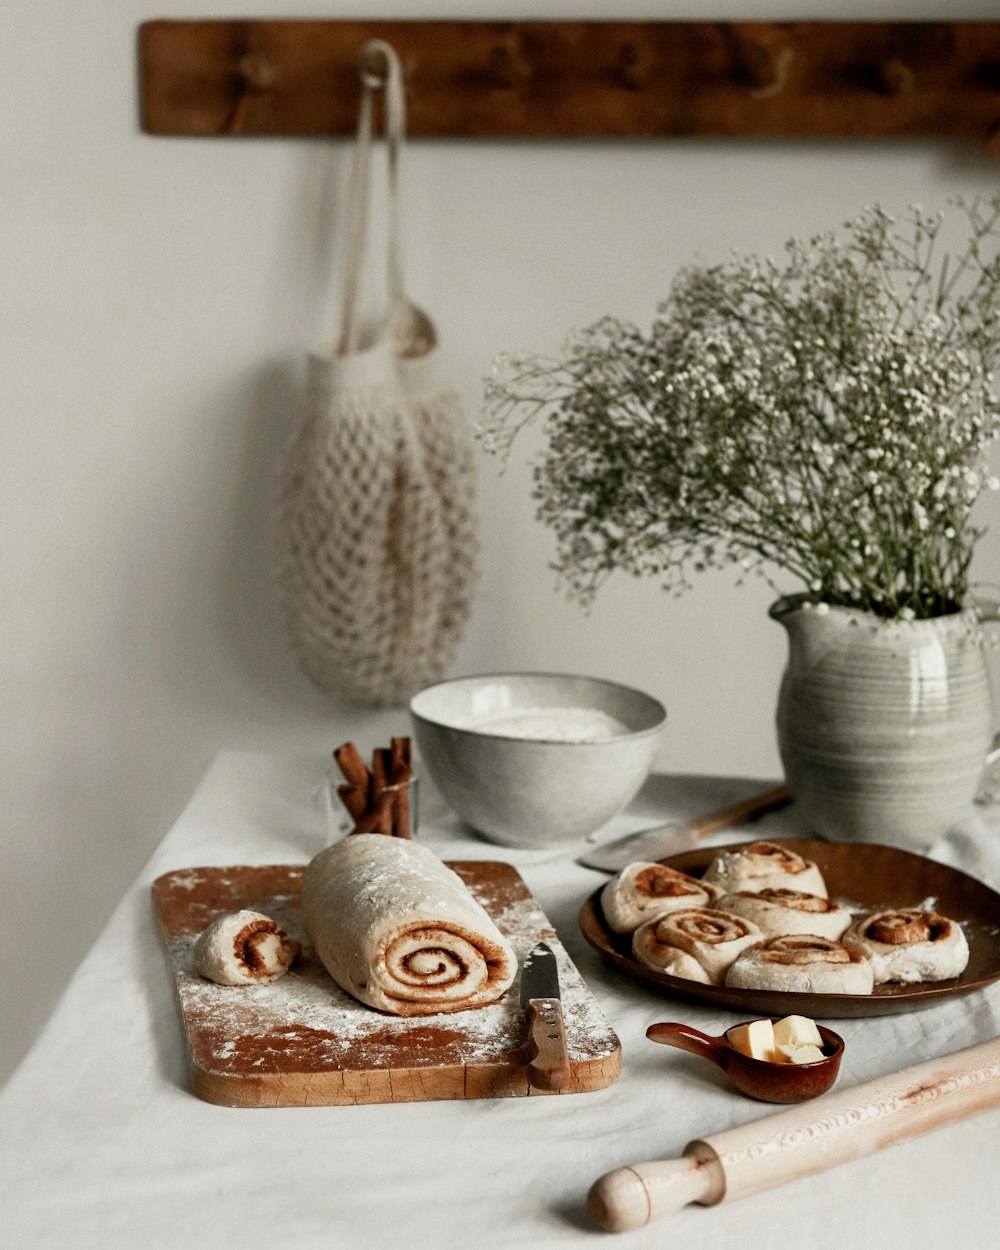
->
[140,20,1000,153]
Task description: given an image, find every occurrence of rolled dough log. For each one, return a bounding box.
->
[302,834,517,1015]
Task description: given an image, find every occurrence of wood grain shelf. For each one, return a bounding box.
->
[139,19,1000,152]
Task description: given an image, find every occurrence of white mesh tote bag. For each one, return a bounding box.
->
[275,41,478,707]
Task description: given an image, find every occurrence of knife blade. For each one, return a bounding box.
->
[576,784,792,873]
[520,941,570,1092]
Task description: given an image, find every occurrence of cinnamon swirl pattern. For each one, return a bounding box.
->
[194,910,301,985]
[703,841,828,898]
[718,888,852,941]
[844,909,969,984]
[632,907,763,984]
[725,935,875,994]
[302,835,517,1016]
[601,862,721,934]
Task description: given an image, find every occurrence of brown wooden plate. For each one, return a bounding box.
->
[579,838,1000,1018]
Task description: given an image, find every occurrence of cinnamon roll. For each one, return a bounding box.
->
[648,949,713,983]
[703,842,828,898]
[601,862,721,934]
[844,909,969,984]
[194,910,301,985]
[725,934,875,994]
[302,834,517,1015]
[718,888,851,941]
[632,907,763,984]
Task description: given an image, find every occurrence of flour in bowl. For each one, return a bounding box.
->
[458,706,630,742]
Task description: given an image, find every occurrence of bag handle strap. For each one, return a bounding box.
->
[338,39,407,355]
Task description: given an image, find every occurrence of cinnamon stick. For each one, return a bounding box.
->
[332,737,414,837]
[334,742,371,797]
[337,783,367,823]
[353,791,394,836]
[371,747,391,802]
[390,735,412,776]
[389,736,413,838]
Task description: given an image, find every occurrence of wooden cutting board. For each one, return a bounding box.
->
[153,861,621,1107]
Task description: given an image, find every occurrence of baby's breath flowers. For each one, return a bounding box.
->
[482,199,1000,620]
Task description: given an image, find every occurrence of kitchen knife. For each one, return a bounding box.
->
[520,941,570,1092]
[576,784,792,873]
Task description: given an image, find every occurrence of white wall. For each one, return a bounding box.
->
[3,0,999,1084]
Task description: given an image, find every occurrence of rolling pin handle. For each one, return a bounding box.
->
[587,1150,719,1233]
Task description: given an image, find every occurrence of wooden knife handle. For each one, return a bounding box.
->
[588,1035,1000,1232]
[525,999,570,1092]
[686,784,791,840]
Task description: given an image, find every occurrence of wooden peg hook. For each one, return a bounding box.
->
[733,23,796,99]
[226,52,275,134]
[879,56,915,96]
[617,43,649,92]
[489,44,531,89]
[359,40,393,90]
[141,19,1000,145]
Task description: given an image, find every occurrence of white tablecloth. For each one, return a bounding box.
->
[4,751,1000,1249]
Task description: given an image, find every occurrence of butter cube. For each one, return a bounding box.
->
[773,1014,823,1050]
[776,1043,826,1064]
[727,1018,776,1061]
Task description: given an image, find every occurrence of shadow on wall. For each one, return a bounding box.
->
[120,353,365,738]
[219,358,307,700]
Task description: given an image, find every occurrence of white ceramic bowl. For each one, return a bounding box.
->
[409,672,666,848]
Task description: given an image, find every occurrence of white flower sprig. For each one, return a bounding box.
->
[481,199,1000,619]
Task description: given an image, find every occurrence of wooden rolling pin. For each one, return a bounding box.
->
[588,1036,1000,1232]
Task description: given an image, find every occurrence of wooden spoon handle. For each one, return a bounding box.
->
[686,784,791,839]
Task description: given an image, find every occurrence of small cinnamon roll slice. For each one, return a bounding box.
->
[844,909,969,984]
[718,888,851,941]
[725,934,874,994]
[194,910,301,985]
[632,907,762,984]
[601,862,721,934]
[703,841,828,898]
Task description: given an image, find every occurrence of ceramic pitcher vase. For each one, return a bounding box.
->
[770,594,997,852]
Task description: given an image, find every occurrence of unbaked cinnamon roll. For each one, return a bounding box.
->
[718,888,851,941]
[601,862,721,934]
[703,841,828,898]
[302,834,517,1015]
[194,910,301,985]
[725,934,874,994]
[648,949,713,984]
[844,909,969,984]
[632,907,763,984]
